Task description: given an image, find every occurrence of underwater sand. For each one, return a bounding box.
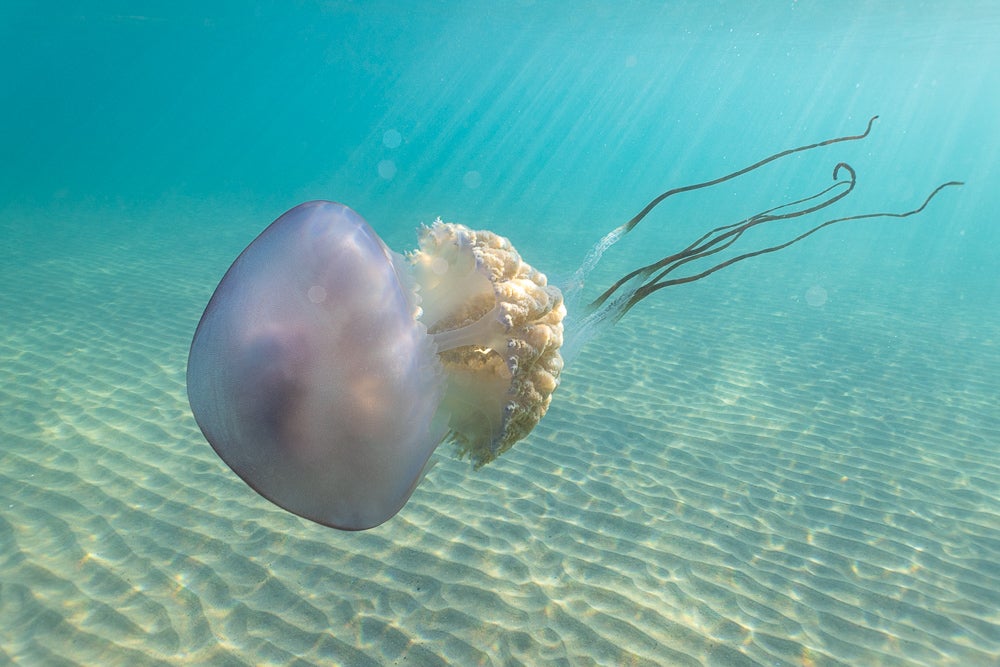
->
[1,208,998,666]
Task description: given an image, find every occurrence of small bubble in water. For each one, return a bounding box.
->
[805,285,828,307]
[463,170,482,189]
[378,159,397,180]
[382,129,402,149]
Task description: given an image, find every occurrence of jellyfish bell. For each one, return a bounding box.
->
[187,117,960,531]
[187,201,564,530]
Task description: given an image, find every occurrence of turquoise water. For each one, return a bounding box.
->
[2,2,998,665]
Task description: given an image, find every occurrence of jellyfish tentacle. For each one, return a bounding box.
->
[590,164,856,312]
[618,178,964,315]
[667,175,852,264]
[619,115,879,235]
[565,117,880,308]
[643,164,857,286]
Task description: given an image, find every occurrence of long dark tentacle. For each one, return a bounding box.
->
[616,178,963,317]
[641,164,858,287]
[590,166,855,312]
[618,115,879,235]
[585,116,962,318]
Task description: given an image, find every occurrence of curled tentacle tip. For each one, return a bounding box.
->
[832,162,856,180]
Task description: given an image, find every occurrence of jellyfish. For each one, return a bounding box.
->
[187,116,961,530]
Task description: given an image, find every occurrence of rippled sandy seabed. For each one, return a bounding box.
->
[1,210,998,667]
